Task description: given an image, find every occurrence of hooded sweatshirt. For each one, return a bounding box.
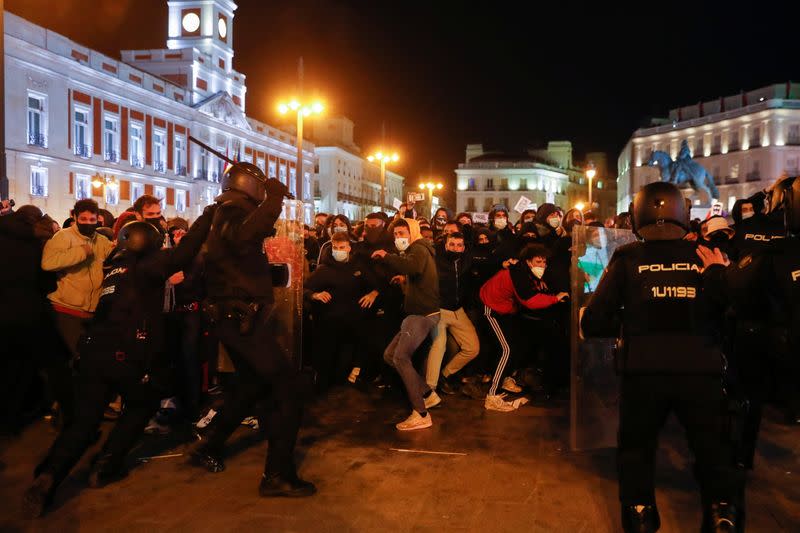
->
[380,218,440,316]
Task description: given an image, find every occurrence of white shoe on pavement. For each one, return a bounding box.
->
[501,376,523,393]
[424,390,442,409]
[484,394,518,412]
[396,411,433,431]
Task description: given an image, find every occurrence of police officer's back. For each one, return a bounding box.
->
[581,182,743,533]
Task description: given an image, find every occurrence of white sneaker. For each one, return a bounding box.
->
[424,390,442,409]
[396,411,433,431]
[501,376,523,393]
[195,409,217,429]
[484,394,518,412]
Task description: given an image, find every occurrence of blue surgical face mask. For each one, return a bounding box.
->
[332,249,349,262]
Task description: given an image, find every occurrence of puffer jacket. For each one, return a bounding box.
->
[42,224,114,313]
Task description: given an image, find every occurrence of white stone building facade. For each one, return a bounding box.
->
[617,82,800,213]
[4,1,314,224]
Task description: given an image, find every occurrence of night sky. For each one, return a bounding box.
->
[6,0,797,206]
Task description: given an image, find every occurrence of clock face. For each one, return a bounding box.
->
[218,18,227,39]
[182,12,200,33]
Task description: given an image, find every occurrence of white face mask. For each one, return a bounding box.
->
[494,218,508,230]
[332,249,348,262]
[531,266,546,279]
[395,237,410,251]
[741,212,754,220]
[333,226,348,234]
[548,217,561,229]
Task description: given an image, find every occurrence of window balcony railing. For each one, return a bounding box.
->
[74,144,91,158]
[194,168,208,181]
[154,161,166,173]
[211,171,219,182]
[28,133,47,148]
[104,150,119,163]
[746,171,761,182]
[787,136,800,146]
[30,184,47,196]
[176,165,187,177]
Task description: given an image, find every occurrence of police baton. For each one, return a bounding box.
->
[188,136,296,200]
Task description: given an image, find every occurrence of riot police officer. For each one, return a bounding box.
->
[581,182,744,533]
[188,163,316,497]
[23,212,215,518]
[700,176,800,428]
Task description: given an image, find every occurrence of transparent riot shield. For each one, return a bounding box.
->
[569,226,637,451]
[263,200,306,369]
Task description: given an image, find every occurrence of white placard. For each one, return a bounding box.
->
[710,200,724,216]
[513,195,532,214]
[408,192,425,203]
[392,198,403,210]
[472,212,489,224]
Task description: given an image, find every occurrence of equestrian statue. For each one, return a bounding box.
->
[647,140,719,207]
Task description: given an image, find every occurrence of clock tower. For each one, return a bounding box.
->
[121,0,246,109]
[167,0,236,75]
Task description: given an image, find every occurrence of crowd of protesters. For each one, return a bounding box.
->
[1,186,797,503]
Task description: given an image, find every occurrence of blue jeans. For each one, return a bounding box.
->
[384,314,440,413]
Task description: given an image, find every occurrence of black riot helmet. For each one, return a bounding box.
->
[769,175,800,234]
[220,162,267,204]
[117,221,163,255]
[631,181,688,241]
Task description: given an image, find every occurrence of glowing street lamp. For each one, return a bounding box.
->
[92,173,119,208]
[585,163,597,210]
[277,99,324,202]
[418,181,443,217]
[367,150,399,209]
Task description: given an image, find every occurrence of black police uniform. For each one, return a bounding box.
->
[23,213,213,517]
[191,163,315,496]
[581,182,743,533]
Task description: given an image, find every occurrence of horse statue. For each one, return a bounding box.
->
[647,140,719,206]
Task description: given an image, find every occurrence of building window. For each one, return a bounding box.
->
[499,178,509,191]
[289,168,296,185]
[213,146,226,182]
[787,157,798,174]
[279,165,287,183]
[105,183,119,205]
[30,166,48,197]
[74,107,91,158]
[466,197,476,211]
[103,115,119,162]
[176,189,186,212]
[154,185,166,202]
[131,182,144,202]
[747,160,760,182]
[788,124,800,145]
[75,174,91,199]
[694,137,703,156]
[485,178,494,191]
[130,124,144,168]
[729,131,739,151]
[174,135,186,175]
[749,126,761,148]
[483,197,494,211]
[728,163,739,184]
[268,161,277,179]
[519,178,528,190]
[27,93,47,147]
[713,166,721,185]
[256,158,265,172]
[467,178,476,191]
[153,131,166,172]
[711,135,721,155]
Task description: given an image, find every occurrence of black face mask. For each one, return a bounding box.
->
[364,226,384,244]
[445,250,463,260]
[145,217,166,235]
[708,234,729,245]
[77,223,96,237]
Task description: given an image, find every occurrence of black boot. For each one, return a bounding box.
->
[87,453,127,488]
[621,504,660,533]
[22,473,55,518]
[705,502,741,533]
[258,472,317,498]
[188,442,225,473]
[438,373,460,396]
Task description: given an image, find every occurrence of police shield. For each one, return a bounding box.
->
[264,199,305,369]
[569,225,637,451]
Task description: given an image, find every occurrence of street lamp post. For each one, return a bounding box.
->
[585,163,597,211]
[367,150,399,210]
[418,180,443,218]
[278,100,324,204]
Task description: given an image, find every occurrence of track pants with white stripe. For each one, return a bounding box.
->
[483,306,521,396]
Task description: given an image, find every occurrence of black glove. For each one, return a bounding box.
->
[265,178,289,200]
